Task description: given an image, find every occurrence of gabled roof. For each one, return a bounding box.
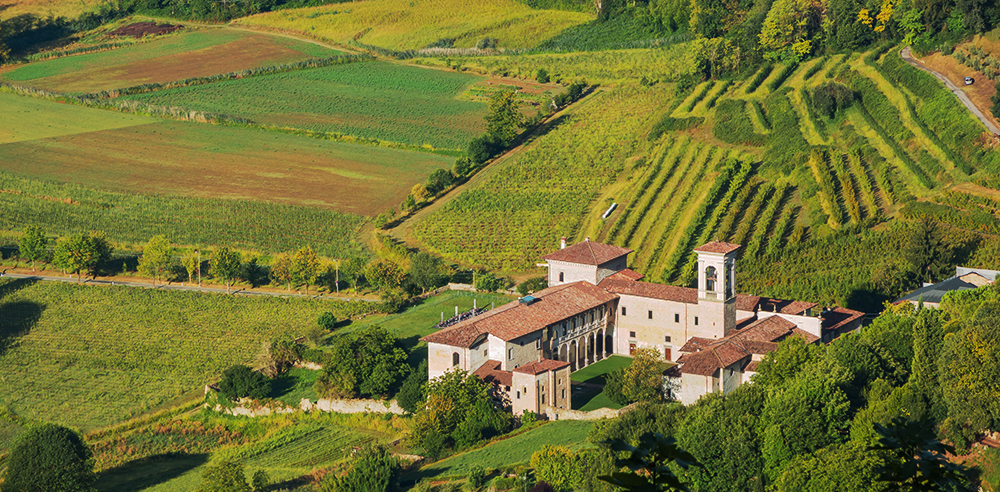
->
[759,298,817,315]
[421,281,616,346]
[895,273,993,305]
[736,295,761,312]
[543,240,633,266]
[693,241,742,255]
[599,278,698,303]
[821,307,864,333]
[513,359,570,375]
[606,268,645,281]
[473,361,512,387]
[676,314,817,376]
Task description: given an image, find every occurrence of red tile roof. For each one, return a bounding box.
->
[473,360,513,387]
[822,307,864,332]
[543,240,633,266]
[422,281,616,346]
[745,360,760,373]
[606,268,645,281]
[598,278,698,303]
[759,298,818,315]
[679,337,715,353]
[676,314,817,376]
[693,242,742,254]
[513,359,570,375]
[736,295,761,312]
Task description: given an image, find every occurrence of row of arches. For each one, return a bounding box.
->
[556,328,613,372]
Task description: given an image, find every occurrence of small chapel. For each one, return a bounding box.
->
[422,239,863,415]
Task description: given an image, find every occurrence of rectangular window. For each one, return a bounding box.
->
[695,317,699,326]
[622,306,627,316]
[517,391,521,399]
[629,331,636,338]
[665,336,671,342]
[559,272,564,282]
[484,349,488,356]
[542,395,546,404]
[674,313,680,323]
[508,348,514,360]
[562,389,566,399]
[648,310,653,319]
[535,339,540,349]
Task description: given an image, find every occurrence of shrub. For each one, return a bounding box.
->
[517,276,548,296]
[219,365,271,402]
[396,360,427,414]
[467,134,501,164]
[321,445,398,492]
[536,68,550,83]
[3,423,97,492]
[468,466,487,488]
[318,311,338,330]
[199,461,251,492]
[521,411,538,426]
[811,81,854,119]
[745,64,773,94]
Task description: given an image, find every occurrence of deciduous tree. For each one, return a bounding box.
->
[18,225,49,272]
[409,252,445,294]
[210,247,242,294]
[53,232,113,283]
[181,249,202,286]
[292,245,320,294]
[3,423,97,492]
[365,258,404,293]
[270,253,293,291]
[199,461,250,492]
[137,235,174,286]
[485,90,524,146]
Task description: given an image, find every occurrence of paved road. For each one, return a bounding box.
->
[0,271,379,302]
[900,46,1000,135]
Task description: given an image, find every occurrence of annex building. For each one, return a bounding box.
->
[422,239,864,415]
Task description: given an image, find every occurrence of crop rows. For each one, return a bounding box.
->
[825,53,852,79]
[713,99,766,146]
[610,138,690,245]
[766,63,798,92]
[743,183,790,258]
[902,200,1000,235]
[804,56,828,80]
[682,81,716,113]
[953,45,1000,80]
[703,80,733,110]
[730,182,776,245]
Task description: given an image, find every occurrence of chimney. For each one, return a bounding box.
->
[560,237,567,249]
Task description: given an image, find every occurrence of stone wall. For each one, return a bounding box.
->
[542,405,623,421]
[301,398,405,414]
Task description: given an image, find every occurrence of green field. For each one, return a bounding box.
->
[236,0,592,50]
[0,28,341,94]
[0,91,153,144]
[123,61,488,149]
[0,279,379,431]
[411,420,595,480]
[571,355,631,411]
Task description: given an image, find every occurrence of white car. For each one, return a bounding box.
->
[965,76,975,85]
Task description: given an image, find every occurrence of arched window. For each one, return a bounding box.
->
[706,266,717,292]
[452,352,460,366]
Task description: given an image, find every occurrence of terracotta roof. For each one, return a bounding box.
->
[693,241,742,255]
[598,278,698,303]
[421,281,616,345]
[512,359,570,375]
[790,327,821,344]
[543,240,633,266]
[759,298,818,315]
[473,360,512,387]
[679,337,715,353]
[736,295,761,312]
[606,268,645,281]
[740,340,779,355]
[745,360,760,373]
[821,307,864,332]
[728,316,798,342]
[735,316,758,330]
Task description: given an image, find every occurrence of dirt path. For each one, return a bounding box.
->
[901,46,1000,135]
[384,89,602,250]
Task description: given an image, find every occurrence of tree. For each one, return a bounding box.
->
[318,311,338,331]
[320,444,398,492]
[137,235,174,286]
[773,442,888,492]
[598,432,703,492]
[341,256,367,292]
[536,68,550,83]
[365,258,404,293]
[425,168,455,195]
[751,335,819,388]
[906,219,953,284]
[409,252,445,294]
[52,232,113,283]
[18,225,49,272]
[868,417,970,491]
[517,276,548,296]
[199,461,251,492]
[758,0,823,61]
[485,90,524,146]
[292,245,320,294]
[396,359,428,414]
[181,249,202,285]
[314,326,410,399]
[251,470,270,492]
[467,134,500,164]
[270,253,293,291]
[3,423,97,492]
[409,369,507,454]
[210,247,242,294]
[218,365,271,402]
[606,348,668,405]
[531,446,577,492]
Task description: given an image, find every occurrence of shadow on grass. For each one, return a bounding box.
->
[96,453,208,492]
[571,383,605,411]
[0,280,44,356]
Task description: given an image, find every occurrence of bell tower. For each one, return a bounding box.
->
[694,242,741,337]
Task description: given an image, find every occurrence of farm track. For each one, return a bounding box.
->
[385,89,602,254]
[901,46,1000,134]
[0,271,380,302]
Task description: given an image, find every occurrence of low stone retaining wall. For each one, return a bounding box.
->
[300,398,405,414]
[543,406,621,421]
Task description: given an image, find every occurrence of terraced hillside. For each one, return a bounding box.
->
[405,46,1000,308]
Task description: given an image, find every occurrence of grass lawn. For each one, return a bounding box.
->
[571,355,632,411]
[0,117,453,216]
[0,29,341,94]
[341,290,514,367]
[0,279,374,432]
[270,367,320,406]
[236,0,591,50]
[411,420,595,481]
[124,61,488,149]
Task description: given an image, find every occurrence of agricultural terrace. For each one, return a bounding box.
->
[235,0,593,50]
[0,278,380,432]
[123,61,488,149]
[412,43,697,86]
[409,47,1000,310]
[412,86,674,272]
[0,28,342,94]
[0,111,453,215]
